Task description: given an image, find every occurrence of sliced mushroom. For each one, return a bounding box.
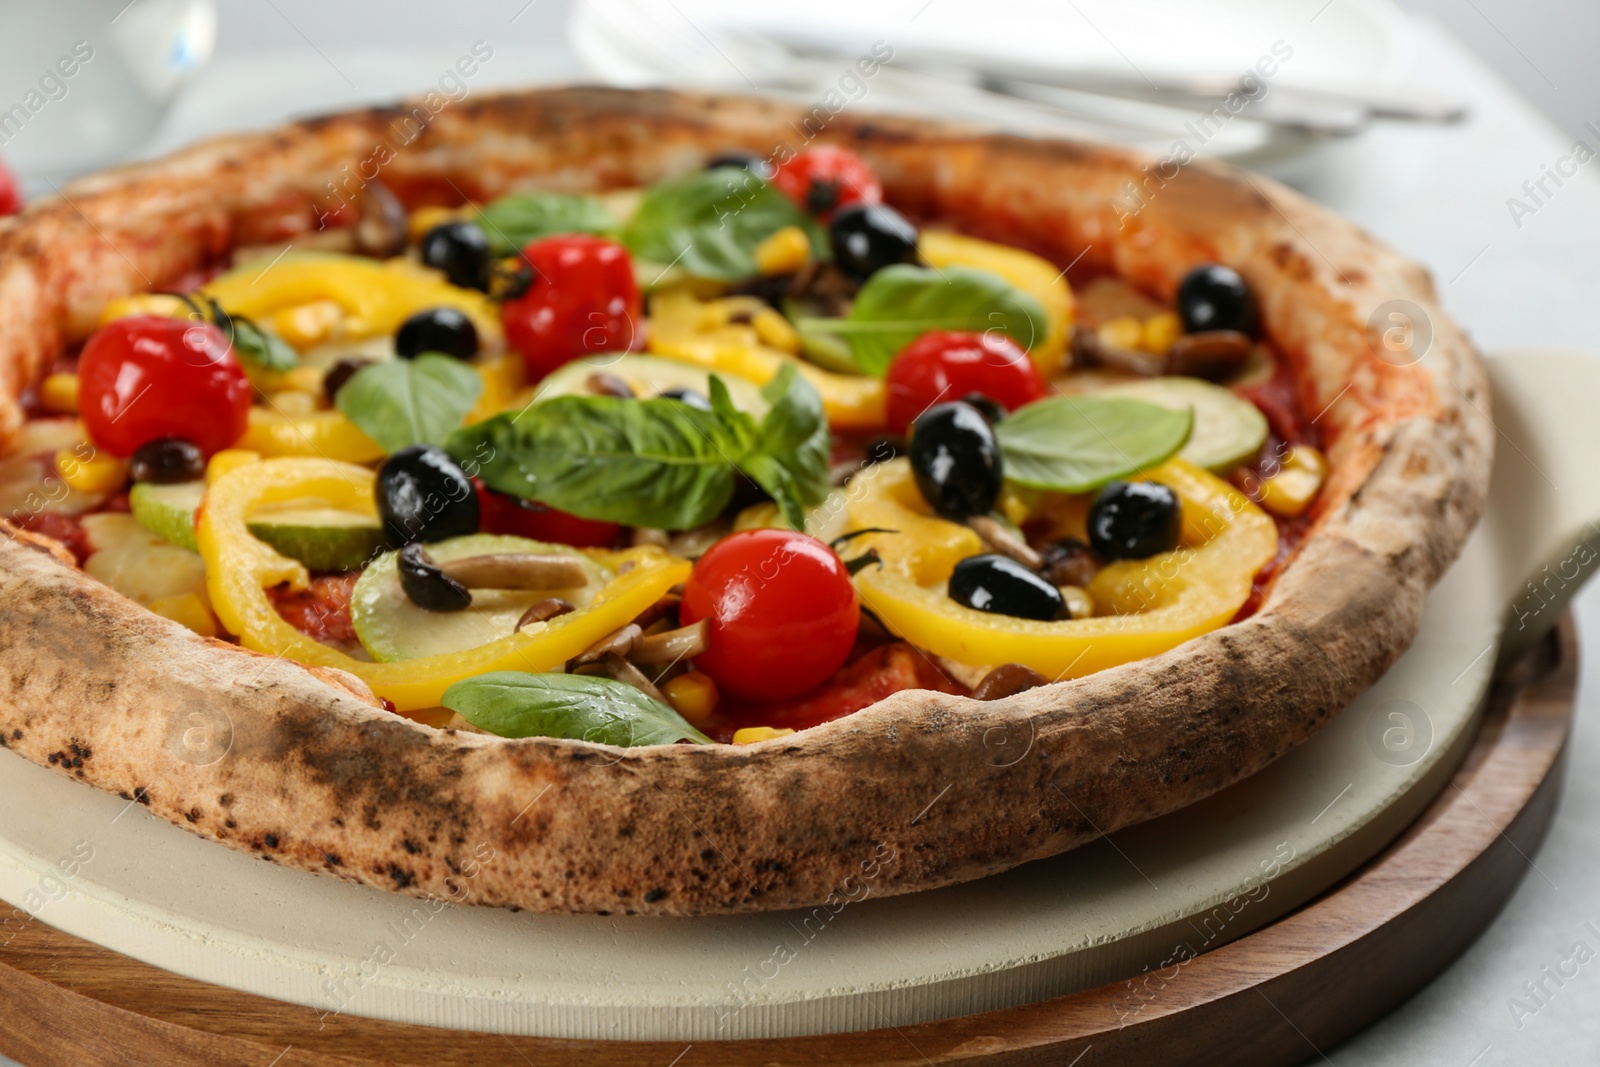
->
[966,514,1044,571]
[1167,330,1253,381]
[972,663,1049,701]
[599,652,668,703]
[586,372,634,398]
[398,543,471,612]
[514,597,575,632]
[1071,324,1164,377]
[353,181,408,259]
[572,623,643,666]
[630,619,710,665]
[1039,537,1101,589]
[436,553,590,591]
[629,593,683,632]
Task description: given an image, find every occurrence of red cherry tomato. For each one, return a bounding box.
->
[771,146,882,218]
[474,480,621,548]
[0,157,20,216]
[501,234,641,380]
[680,529,860,701]
[77,315,251,457]
[885,330,1048,434]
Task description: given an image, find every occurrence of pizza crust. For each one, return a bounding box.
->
[0,88,1491,915]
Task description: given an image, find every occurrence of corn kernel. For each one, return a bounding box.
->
[97,293,189,326]
[207,448,261,483]
[38,373,80,414]
[752,307,801,354]
[1097,316,1144,352]
[997,485,1035,527]
[408,206,463,242]
[147,593,219,638]
[269,391,319,418]
[732,726,795,745]
[278,365,325,396]
[1059,585,1095,621]
[663,670,719,725]
[271,299,344,350]
[755,225,812,277]
[55,449,127,494]
[1259,446,1327,519]
[1140,312,1182,355]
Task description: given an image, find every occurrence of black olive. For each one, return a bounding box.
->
[659,387,712,411]
[1088,481,1181,560]
[948,554,1064,621]
[1177,263,1258,338]
[1039,537,1101,588]
[705,151,773,178]
[828,203,919,282]
[960,391,1007,426]
[323,357,373,404]
[398,543,471,612]
[419,221,491,291]
[488,256,534,301]
[377,445,480,546]
[395,307,479,361]
[862,434,904,466]
[909,401,1002,520]
[128,437,204,484]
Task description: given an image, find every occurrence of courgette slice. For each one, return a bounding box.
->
[1097,377,1268,473]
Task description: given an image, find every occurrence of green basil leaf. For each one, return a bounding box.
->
[620,167,826,281]
[335,355,483,455]
[798,265,1048,377]
[994,395,1193,493]
[227,315,298,373]
[745,364,830,529]
[475,193,617,256]
[442,671,711,745]
[445,396,743,530]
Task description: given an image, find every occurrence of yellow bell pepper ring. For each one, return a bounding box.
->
[202,253,501,348]
[845,459,982,586]
[852,459,1277,680]
[917,230,1075,377]
[197,458,692,712]
[237,407,385,464]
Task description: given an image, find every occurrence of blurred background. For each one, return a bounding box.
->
[2,2,1599,1065]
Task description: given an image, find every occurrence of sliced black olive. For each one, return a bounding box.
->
[1088,481,1181,560]
[419,220,492,292]
[1039,537,1101,588]
[948,554,1064,621]
[128,437,204,484]
[960,391,1007,426]
[705,151,773,178]
[377,445,480,546]
[395,307,479,361]
[659,387,712,411]
[909,401,1002,520]
[828,203,919,282]
[1177,263,1259,338]
[323,357,373,404]
[398,543,472,612]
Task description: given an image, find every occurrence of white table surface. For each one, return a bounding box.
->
[7,3,1600,1063]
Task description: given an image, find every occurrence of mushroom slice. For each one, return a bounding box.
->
[572,623,643,666]
[514,597,575,633]
[630,619,710,665]
[436,553,590,590]
[972,663,1049,701]
[598,652,668,704]
[965,515,1044,571]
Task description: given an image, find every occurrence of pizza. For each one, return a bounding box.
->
[0,88,1489,916]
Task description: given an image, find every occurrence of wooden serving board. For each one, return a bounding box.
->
[0,614,1572,1067]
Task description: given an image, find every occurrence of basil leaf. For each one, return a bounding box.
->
[995,395,1193,493]
[226,315,298,373]
[747,365,830,529]
[445,396,743,530]
[620,167,826,281]
[798,265,1047,377]
[335,355,483,455]
[475,193,617,256]
[442,671,711,745]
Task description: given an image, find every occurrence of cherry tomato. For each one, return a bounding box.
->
[885,330,1047,434]
[474,480,621,548]
[0,157,20,216]
[501,234,641,380]
[77,315,251,457]
[680,529,860,701]
[771,146,882,218]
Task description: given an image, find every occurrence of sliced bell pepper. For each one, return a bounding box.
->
[918,230,1075,377]
[203,253,502,348]
[851,458,1277,679]
[845,459,982,586]
[196,457,691,712]
[647,286,886,430]
[236,407,385,464]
